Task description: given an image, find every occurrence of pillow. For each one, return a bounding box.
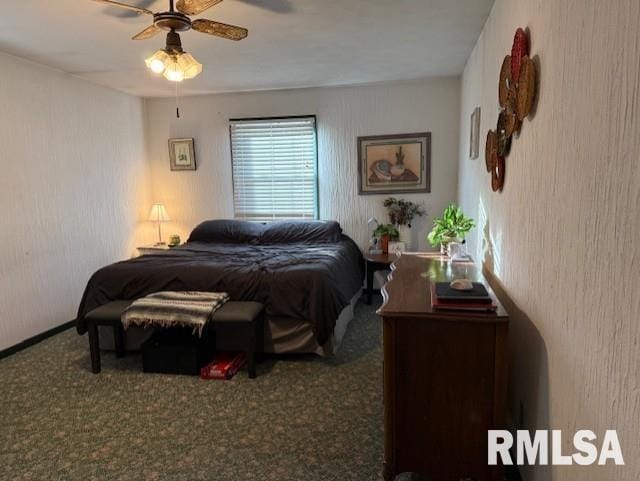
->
[259,220,343,244]
[187,219,266,244]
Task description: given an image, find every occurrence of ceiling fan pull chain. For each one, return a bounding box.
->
[176,81,180,119]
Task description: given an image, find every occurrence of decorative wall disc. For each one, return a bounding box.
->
[499,55,512,108]
[496,112,512,157]
[504,100,520,137]
[484,27,537,194]
[516,56,537,121]
[491,155,505,192]
[485,130,498,172]
[511,28,529,82]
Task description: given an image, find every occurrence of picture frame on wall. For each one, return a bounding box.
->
[470,107,481,159]
[169,138,196,171]
[357,132,431,195]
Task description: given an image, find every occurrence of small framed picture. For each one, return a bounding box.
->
[388,241,407,255]
[469,107,481,159]
[169,138,196,171]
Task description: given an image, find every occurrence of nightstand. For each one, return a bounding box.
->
[137,244,172,256]
[364,252,396,305]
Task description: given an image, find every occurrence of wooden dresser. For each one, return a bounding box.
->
[378,253,509,481]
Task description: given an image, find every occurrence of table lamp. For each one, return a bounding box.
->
[367,217,382,254]
[148,203,170,245]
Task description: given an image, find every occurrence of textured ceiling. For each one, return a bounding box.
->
[0,0,494,97]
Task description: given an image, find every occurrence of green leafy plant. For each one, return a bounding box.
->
[383,197,426,227]
[427,204,475,247]
[374,223,399,239]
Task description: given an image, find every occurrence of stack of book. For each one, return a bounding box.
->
[430,281,497,312]
[200,352,247,380]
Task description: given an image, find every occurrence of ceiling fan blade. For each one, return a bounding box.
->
[132,24,161,40]
[176,0,224,16]
[192,19,248,41]
[92,0,153,15]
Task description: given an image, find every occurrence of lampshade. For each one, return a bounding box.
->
[145,49,202,82]
[173,52,202,80]
[145,49,172,74]
[148,203,170,222]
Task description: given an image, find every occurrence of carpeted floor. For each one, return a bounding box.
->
[0,298,383,481]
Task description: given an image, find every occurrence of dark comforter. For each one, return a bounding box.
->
[76,237,364,346]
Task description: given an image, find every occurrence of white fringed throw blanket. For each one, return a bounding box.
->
[121,291,230,336]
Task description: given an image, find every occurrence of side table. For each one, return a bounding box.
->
[364,252,395,304]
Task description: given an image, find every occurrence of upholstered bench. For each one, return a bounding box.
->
[209,301,265,379]
[84,300,131,374]
[84,300,265,377]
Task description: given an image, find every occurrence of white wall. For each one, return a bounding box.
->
[144,78,461,250]
[0,52,150,351]
[458,1,640,480]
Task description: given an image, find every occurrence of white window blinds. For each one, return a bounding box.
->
[230,116,318,222]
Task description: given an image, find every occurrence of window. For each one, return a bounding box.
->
[230,116,318,222]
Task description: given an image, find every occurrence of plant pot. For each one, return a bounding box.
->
[397,225,411,247]
[380,234,390,254]
[440,236,461,255]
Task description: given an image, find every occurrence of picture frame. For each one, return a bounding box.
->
[470,107,481,159]
[169,138,196,171]
[388,241,407,255]
[358,132,431,195]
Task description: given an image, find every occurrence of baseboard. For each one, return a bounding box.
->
[0,320,75,360]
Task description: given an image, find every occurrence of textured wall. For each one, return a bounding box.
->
[0,52,150,351]
[144,78,461,250]
[458,1,640,479]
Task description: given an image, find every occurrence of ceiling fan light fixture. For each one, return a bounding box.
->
[145,49,202,82]
[164,59,185,82]
[175,52,203,79]
[161,51,202,82]
[145,49,171,74]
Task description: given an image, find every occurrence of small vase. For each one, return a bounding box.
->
[440,236,461,255]
[397,225,411,247]
[380,234,390,254]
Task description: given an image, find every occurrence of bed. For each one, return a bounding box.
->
[76,220,364,355]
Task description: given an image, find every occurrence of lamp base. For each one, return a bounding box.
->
[154,242,167,246]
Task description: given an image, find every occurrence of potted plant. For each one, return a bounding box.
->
[383,197,425,246]
[427,204,475,254]
[374,223,399,254]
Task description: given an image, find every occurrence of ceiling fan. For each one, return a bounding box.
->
[93,0,248,83]
[93,0,248,42]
